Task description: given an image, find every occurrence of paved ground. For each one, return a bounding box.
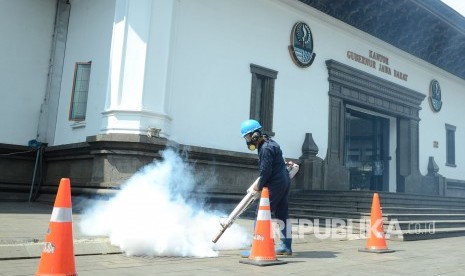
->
[1,201,465,275]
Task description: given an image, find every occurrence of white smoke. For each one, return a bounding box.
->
[79,149,251,257]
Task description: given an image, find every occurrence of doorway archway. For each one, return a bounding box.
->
[324,60,425,192]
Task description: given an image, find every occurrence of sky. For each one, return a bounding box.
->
[441,0,465,17]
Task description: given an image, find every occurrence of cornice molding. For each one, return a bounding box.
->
[326,59,425,120]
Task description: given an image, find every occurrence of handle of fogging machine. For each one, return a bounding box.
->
[211,197,251,243]
[211,179,259,243]
[211,162,299,243]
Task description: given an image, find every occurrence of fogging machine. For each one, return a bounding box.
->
[212,162,299,243]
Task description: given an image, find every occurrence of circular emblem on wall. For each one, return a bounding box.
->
[289,22,316,68]
[429,79,442,112]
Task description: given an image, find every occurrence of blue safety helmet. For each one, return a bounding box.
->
[240,119,262,137]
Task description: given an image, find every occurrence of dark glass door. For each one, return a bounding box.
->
[345,109,389,191]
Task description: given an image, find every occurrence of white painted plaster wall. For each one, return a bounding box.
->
[53,0,115,144]
[166,0,331,157]
[5,0,463,180]
[0,0,55,145]
[165,0,465,178]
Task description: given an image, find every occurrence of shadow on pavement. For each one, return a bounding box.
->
[292,250,339,258]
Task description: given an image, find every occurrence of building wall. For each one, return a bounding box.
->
[420,75,465,179]
[1,0,464,188]
[53,0,115,144]
[0,0,56,145]
[163,0,465,179]
[165,0,331,157]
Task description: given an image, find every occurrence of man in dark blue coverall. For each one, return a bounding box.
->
[240,119,292,256]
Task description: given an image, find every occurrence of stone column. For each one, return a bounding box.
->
[101,0,173,138]
[296,133,323,190]
[324,96,349,190]
[400,118,429,194]
[427,156,445,196]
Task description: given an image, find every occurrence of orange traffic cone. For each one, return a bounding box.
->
[359,193,394,253]
[36,178,77,276]
[239,187,286,266]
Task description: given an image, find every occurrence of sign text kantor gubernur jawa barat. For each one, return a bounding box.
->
[346,50,409,82]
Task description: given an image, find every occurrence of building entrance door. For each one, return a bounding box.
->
[345,109,389,191]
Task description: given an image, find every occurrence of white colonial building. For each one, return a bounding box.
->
[1,0,465,200]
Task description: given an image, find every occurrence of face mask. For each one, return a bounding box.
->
[247,141,256,151]
[244,131,261,151]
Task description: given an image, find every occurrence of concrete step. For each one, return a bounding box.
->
[287,217,465,241]
[394,220,465,230]
[290,191,465,208]
[291,196,465,209]
[290,202,465,214]
[292,189,465,201]
[401,227,465,241]
[289,207,368,220]
[386,213,465,221]
[289,203,370,213]
[289,190,465,241]
[382,207,465,214]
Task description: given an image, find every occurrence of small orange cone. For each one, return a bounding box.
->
[239,187,286,266]
[359,193,394,253]
[36,178,77,276]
